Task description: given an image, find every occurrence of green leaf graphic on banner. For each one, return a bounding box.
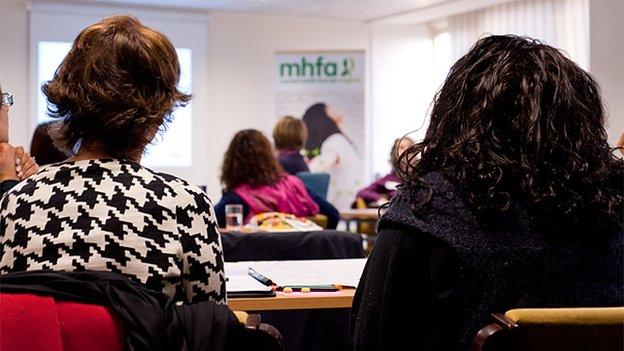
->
[341,58,355,77]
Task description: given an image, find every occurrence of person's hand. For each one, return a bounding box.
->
[14,147,39,180]
[617,132,624,156]
[0,143,17,181]
[0,104,8,143]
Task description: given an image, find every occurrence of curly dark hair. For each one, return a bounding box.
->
[399,35,623,231]
[221,129,284,190]
[42,15,191,158]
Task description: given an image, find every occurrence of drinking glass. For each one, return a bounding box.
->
[225,204,243,230]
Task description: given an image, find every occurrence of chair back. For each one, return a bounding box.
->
[233,311,284,351]
[471,307,624,351]
[0,293,125,351]
[296,172,330,199]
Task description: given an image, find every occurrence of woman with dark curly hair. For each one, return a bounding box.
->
[352,35,623,350]
[0,15,226,305]
[214,129,339,228]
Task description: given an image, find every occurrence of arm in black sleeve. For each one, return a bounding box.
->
[351,224,460,351]
[213,191,250,227]
[306,186,340,229]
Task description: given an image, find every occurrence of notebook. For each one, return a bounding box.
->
[226,274,275,298]
[225,258,367,293]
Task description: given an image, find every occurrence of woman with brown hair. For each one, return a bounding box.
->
[272,115,309,175]
[0,15,226,304]
[29,121,68,166]
[214,129,339,228]
[352,35,623,350]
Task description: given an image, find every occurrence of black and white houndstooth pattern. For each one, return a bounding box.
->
[0,159,226,304]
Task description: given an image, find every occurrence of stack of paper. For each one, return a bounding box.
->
[225,258,368,292]
[226,262,275,297]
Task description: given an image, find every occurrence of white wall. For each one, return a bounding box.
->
[0,0,30,147]
[589,0,624,146]
[2,0,621,201]
[0,2,368,200]
[369,24,433,177]
[204,12,368,198]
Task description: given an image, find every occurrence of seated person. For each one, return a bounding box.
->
[215,129,339,229]
[0,15,226,304]
[0,88,39,195]
[30,121,69,165]
[355,137,413,207]
[352,35,623,350]
[273,115,309,175]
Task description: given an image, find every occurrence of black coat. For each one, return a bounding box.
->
[352,172,623,350]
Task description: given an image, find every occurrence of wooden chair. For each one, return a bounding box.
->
[471,307,624,351]
[308,213,328,228]
[233,311,284,351]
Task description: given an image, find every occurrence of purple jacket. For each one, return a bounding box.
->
[277,149,309,175]
[356,172,400,204]
[233,174,319,223]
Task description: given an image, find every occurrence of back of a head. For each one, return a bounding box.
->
[273,116,307,150]
[30,122,68,165]
[43,15,191,159]
[390,137,413,171]
[221,129,282,190]
[402,35,623,232]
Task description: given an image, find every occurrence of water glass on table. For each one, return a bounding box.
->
[225,204,243,231]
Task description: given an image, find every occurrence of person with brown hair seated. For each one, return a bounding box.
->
[30,121,68,165]
[0,87,39,196]
[273,115,309,175]
[214,129,339,229]
[352,35,623,350]
[0,15,226,305]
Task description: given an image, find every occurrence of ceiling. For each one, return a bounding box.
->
[67,0,453,22]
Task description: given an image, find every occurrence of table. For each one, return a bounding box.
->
[339,209,383,253]
[339,208,381,221]
[221,230,364,351]
[228,289,356,311]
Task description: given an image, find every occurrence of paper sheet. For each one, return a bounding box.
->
[228,258,367,288]
[226,274,273,293]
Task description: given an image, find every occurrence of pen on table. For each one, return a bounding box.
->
[248,267,274,286]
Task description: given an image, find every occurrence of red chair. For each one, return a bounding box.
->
[0,293,125,351]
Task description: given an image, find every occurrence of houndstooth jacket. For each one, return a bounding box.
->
[0,159,226,304]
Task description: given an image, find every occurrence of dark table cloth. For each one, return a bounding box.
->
[221,230,364,262]
[222,230,365,351]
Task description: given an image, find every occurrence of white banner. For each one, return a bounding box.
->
[276,51,365,209]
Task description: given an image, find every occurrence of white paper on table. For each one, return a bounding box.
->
[226,275,274,293]
[225,261,274,293]
[246,258,368,288]
[225,261,250,276]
